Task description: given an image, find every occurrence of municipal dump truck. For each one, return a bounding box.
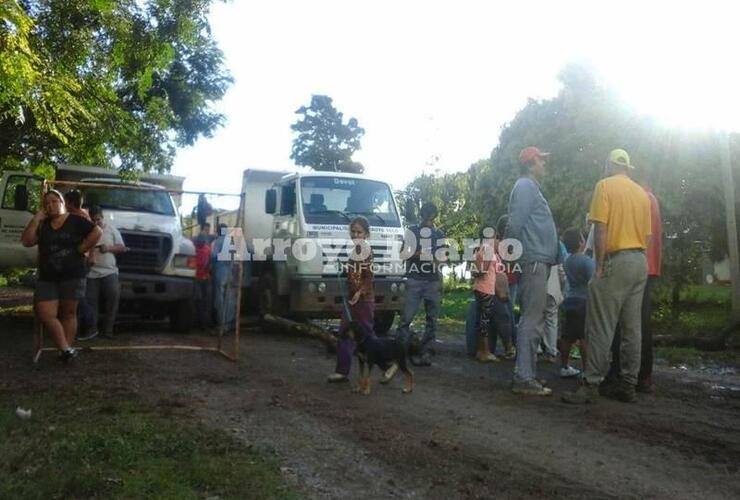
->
[238,169,406,334]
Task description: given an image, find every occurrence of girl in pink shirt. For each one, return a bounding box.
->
[472,227,500,362]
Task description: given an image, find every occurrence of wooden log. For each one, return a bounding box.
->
[652,320,740,351]
[653,334,728,351]
[262,314,337,351]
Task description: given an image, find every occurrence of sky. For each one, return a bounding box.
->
[172,0,740,211]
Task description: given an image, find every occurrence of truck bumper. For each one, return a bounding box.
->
[119,273,194,303]
[289,276,405,315]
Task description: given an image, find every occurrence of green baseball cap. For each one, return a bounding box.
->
[608,149,634,169]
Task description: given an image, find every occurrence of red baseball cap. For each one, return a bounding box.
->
[518,146,550,164]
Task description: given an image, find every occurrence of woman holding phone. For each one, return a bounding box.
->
[21,190,102,362]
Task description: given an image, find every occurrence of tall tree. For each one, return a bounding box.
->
[290,95,365,173]
[490,65,739,313]
[403,62,739,315]
[396,168,480,253]
[0,0,232,174]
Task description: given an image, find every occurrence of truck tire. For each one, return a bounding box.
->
[258,273,287,318]
[169,298,194,333]
[374,310,396,336]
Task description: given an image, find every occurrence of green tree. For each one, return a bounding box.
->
[402,63,740,319]
[466,63,739,315]
[0,0,232,174]
[396,168,480,257]
[290,95,365,173]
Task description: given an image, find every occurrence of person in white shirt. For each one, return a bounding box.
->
[78,206,127,340]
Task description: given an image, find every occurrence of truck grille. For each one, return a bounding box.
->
[320,240,399,274]
[117,231,172,274]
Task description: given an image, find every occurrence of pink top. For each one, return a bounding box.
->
[646,191,662,276]
[473,241,499,296]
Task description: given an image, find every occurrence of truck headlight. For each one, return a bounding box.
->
[308,283,317,293]
[173,254,196,269]
[317,282,326,293]
[390,283,398,293]
[399,282,406,293]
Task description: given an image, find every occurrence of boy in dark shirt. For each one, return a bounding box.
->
[560,228,595,378]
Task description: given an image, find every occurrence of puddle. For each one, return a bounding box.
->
[669,364,737,376]
[708,384,740,392]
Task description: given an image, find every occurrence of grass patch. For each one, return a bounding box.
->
[677,284,731,306]
[410,287,470,338]
[0,386,297,499]
[655,346,740,368]
[438,288,470,320]
[652,301,732,338]
[655,347,704,367]
[0,305,33,317]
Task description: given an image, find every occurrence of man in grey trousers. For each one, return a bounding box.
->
[507,146,559,396]
[78,206,127,340]
[563,149,651,404]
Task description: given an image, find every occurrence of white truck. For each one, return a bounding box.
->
[0,165,196,331]
[240,169,406,334]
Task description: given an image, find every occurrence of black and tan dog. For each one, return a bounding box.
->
[343,321,414,395]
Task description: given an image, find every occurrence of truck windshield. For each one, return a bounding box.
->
[300,177,401,227]
[82,185,175,216]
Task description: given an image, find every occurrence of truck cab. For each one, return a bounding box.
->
[243,169,406,334]
[0,166,196,332]
[78,178,196,331]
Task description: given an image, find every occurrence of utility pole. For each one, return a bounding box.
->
[720,132,740,321]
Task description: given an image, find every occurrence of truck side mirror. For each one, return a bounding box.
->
[13,184,29,211]
[265,189,277,214]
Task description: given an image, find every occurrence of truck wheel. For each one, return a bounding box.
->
[169,298,194,333]
[374,311,396,336]
[258,273,286,318]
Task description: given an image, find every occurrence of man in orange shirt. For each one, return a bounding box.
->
[563,149,651,404]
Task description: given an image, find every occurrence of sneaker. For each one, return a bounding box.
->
[77,331,98,341]
[560,365,581,378]
[511,379,552,396]
[562,382,599,404]
[541,353,558,364]
[503,346,516,360]
[327,373,348,383]
[58,348,78,363]
[476,352,499,363]
[569,346,582,360]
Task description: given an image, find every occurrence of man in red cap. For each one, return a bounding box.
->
[507,146,560,396]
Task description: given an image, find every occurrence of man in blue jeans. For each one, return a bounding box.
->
[396,203,447,366]
[507,146,559,396]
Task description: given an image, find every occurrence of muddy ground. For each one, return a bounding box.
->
[1,310,739,500]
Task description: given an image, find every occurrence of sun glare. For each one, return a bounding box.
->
[591,4,740,132]
[611,69,740,131]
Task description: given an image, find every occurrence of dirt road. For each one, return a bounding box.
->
[2,316,739,499]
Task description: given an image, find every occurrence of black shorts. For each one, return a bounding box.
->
[34,278,86,302]
[562,297,586,340]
